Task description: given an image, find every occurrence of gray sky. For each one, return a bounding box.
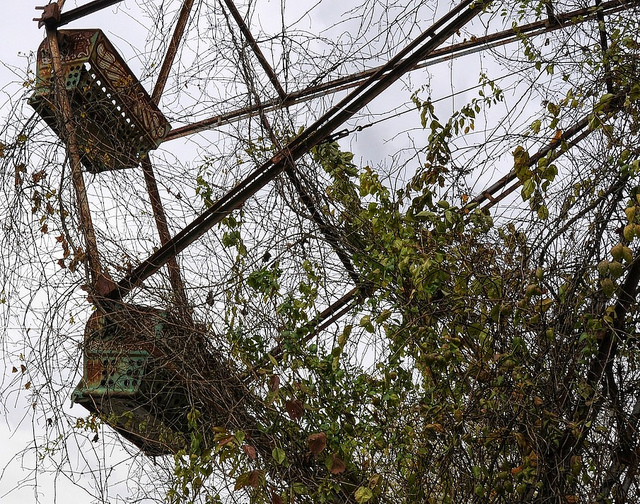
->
[0,1,540,502]
[0,5,148,502]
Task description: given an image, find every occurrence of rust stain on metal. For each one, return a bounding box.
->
[30,29,171,173]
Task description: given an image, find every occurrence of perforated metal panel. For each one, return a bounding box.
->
[72,306,195,456]
[29,30,171,173]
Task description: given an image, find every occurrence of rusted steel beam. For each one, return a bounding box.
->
[478,128,592,211]
[477,93,629,211]
[164,0,634,141]
[58,0,124,26]
[152,0,196,103]
[34,3,61,28]
[468,116,589,206]
[142,0,196,318]
[243,286,361,381]
[141,157,192,319]
[45,26,112,295]
[472,88,626,211]
[222,0,287,100]
[224,0,360,285]
[253,99,362,285]
[104,0,490,300]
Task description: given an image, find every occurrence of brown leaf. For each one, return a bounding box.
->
[11,367,17,373]
[14,164,26,186]
[307,432,327,456]
[269,374,280,392]
[21,364,26,374]
[271,491,284,504]
[285,399,304,421]
[24,381,31,390]
[218,435,235,447]
[248,469,264,488]
[243,444,257,460]
[425,423,445,433]
[329,453,346,474]
[234,470,264,491]
[31,170,46,184]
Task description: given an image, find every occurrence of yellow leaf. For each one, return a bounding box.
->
[369,474,381,488]
[355,486,373,503]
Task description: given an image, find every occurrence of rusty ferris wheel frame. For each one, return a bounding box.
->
[34,0,639,363]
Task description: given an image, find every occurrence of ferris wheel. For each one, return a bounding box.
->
[24,2,637,500]
[29,0,503,457]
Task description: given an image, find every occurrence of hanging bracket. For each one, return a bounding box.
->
[34,4,61,29]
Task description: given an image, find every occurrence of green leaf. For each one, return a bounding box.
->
[355,486,374,503]
[222,230,241,248]
[338,325,352,347]
[594,93,615,114]
[513,146,531,181]
[272,447,286,464]
[376,309,392,324]
[530,119,541,133]
[234,471,251,491]
[521,179,535,201]
[292,483,308,495]
[537,205,549,220]
[547,102,560,116]
[360,316,374,333]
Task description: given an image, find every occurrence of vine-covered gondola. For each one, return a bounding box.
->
[29,29,170,173]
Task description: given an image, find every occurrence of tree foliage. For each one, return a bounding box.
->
[2,0,640,502]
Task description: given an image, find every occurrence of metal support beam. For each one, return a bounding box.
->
[470,90,630,209]
[58,0,125,26]
[152,0,196,102]
[141,157,191,318]
[141,0,196,318]
[164,0,635,141]
[103,0,490,300]
[222,0,287,100]
[223,0,360,285]
[469,114,591,209]
[243,286,361,382]
[46,26,113,296]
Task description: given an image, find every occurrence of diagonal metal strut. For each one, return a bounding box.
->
[164,0,636,141]
[104,0,491,300]
[221,0,361,285]
[140,0,196,317]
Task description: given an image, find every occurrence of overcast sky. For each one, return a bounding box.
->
[0,1,524,502]
[0,5,147,502]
